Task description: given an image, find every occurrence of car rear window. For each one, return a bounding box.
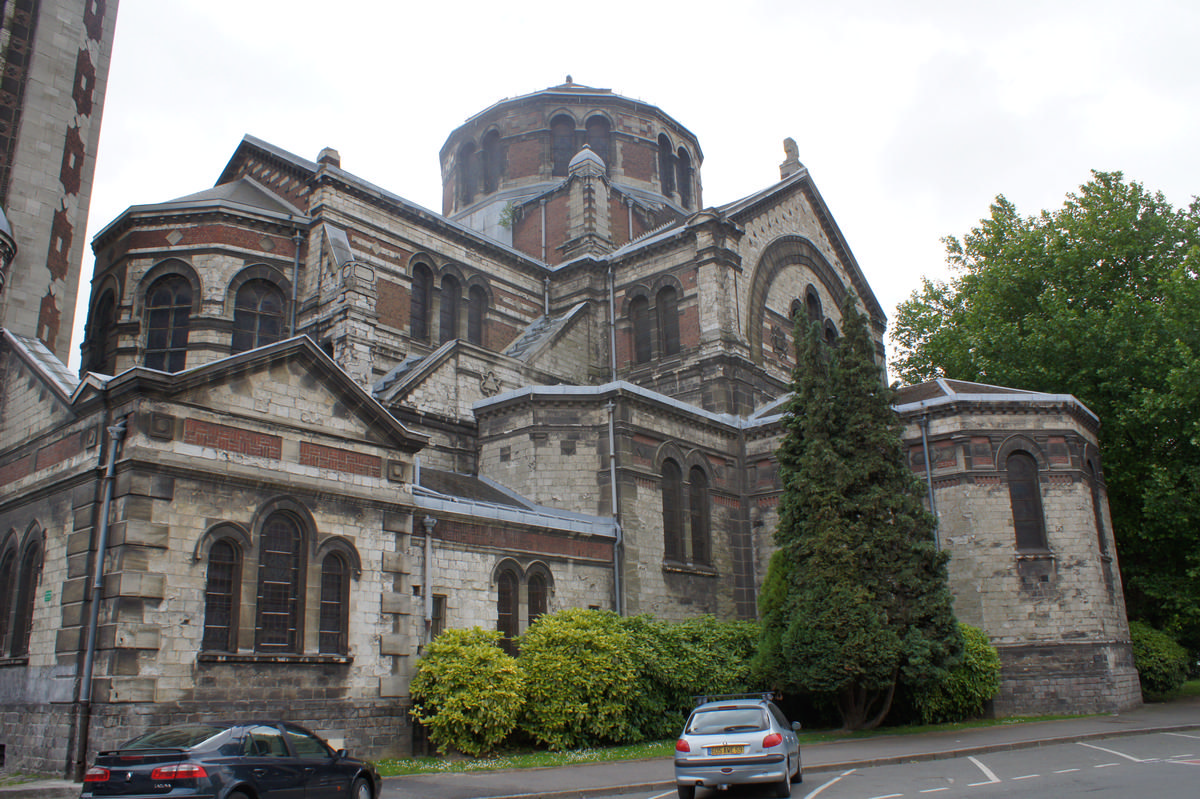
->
[686,706,767,734]
[122,725,228,750]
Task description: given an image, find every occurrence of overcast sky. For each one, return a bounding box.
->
[72,0,1200,372]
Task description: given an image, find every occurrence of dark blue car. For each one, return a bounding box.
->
[79,721,380,799]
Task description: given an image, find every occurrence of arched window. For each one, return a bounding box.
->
[631,295,652,364]
[410,263,432,340]
[657,286,680,356]
[202,539,241,651]
[658,135,675,196]
[1007,452,1048,551]
[676,148,693,209]
[551,115,575,177]
[1087,461,1109,556]
[0,547,14,654]
[439,274,461,344]
[481,130,502,194]
[528,572,548,627]
[232,279,285,354]
[805,288,822,325]
[319,553,348,655]
[689,466,711,566]
[497,569,519,653]
[144,275,191,372]
[586,116,611,170]
[662,459,684,561]
[255,513,304,653]
[457,141,477,205]
[790,299,803,323]
[84,289,118,374]
[467,285,488,346]
[10,540,41,657]
[824,320,838,345]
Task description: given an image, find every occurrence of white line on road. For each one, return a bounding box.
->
[802,768,857,799]
[1078,742,1145,762]
[1012,774,1040,780]
[919,788,950,793]
[1166,733,1200,740]
[1094,763,1120,768]
[967,756,1000,784]
[1054,768,1081,774]
[866,794,903,799]
[647,791,677,799]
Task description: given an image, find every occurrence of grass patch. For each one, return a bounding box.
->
[1178,678,1200,698]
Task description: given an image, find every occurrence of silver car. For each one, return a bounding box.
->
[674,693,802,799]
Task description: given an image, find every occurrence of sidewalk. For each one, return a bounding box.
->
[4,697,1198,799]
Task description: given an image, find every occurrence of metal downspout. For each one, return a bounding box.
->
[918,413,940,548]
[608,264,617,381]
[290,227,303,335]
[73,418,126,779]
[540,200,547,262]
[544,277,550,316]
[607,399,623,615]
[423,515,436,646]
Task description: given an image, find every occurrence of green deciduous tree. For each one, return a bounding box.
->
[892,171,1200,650]
[759,293,961,730]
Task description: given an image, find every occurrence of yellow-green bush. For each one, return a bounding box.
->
[409,627,525,756]
[1130,620,1189,701]
[913,623,1000,723]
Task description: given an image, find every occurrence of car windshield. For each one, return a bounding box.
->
[686,706,767,734]
[122,725,228,750]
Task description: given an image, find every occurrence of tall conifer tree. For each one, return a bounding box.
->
[758,292,961,730]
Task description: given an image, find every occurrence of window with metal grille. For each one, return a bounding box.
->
[631,296,652,363]
[410,263,432,340]
[255,514,303,653]
[528,573,547,627]
[144,275,191,372]
[497,570,518,654]
[319,553,348,655]
[202,539,240,651]
[551,115,575,177]
[439,275,460,343]
[689,466,711,565]
[10,542,40,657]
[232,280,285,354]
[662,459,684,561]
[467,285,487,346]
[1007,452,1048,550]
[657,286,680,356]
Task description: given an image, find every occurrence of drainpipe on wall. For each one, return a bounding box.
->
[543,277,550,316]
[290,226,303,336]
[72,418,126,780]
[540,199,547,262]
[607,264,617,382]
[607,399,624,615]
[918,413,940,549]
[422,515,436,647]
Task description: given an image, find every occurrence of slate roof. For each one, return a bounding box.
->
[3,329,78,401]
[503,303,587,361]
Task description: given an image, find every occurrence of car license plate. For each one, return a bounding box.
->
[710,745,745,755]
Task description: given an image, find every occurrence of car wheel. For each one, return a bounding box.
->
[352,777,373,799]
[677,783,696,799]
[773,759,792,797]
[791,753,803,783]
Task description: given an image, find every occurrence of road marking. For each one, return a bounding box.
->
[1054,768,1080,774]
[919,788,950,793]
[1078,742,1144,762]
[1166,732,1200,740]
[647,791,676,799]
[1012,774,1039,780]
[866,794,903,799]
[1094,763,1120,768]
[802,768,857,799]
[967,756,1000,785]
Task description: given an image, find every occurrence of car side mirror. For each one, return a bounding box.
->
[336,749,347,759]
[791,721,801,731]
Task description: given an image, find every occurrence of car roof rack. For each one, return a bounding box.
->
[693,691,776,706]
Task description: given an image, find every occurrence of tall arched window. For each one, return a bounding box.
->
[255,513,304,653]
[657,286,680,356]
[410,263,432,340]
[528,572,548,627]
[10,541,41,657]
[319,553,348,655]
[481,130,502,193]
[497,569,519,653]
[202,539,241,651]
[439,274,461,344]
[0,547,14,654]
[586,115,611,170]
[1007,452,1048,551]
[662,459,684,561]
[689,466,711,566]
[551,115,575,177]
[676,148,693,209]
[805,288,822,326]
[144,275,191,372]
[457,141,477,205]
[824,320,839,345]
[232,279,285,354]
[467,285,488,346]
[84,289,118,374]
[631,296,652,364]
[658,135,675,196]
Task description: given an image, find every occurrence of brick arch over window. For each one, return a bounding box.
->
[745,237,846,366]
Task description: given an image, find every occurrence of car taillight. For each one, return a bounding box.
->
[762,732,783,748]
[150,763,208,780]
[675,739,691,752]
[83,767,110,783]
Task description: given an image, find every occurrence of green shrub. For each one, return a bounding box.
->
[913,623,1000,724]
[409,627,525,756]
[1130,620,1189,701]
[517,608,638,750]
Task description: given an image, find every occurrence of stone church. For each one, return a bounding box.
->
[0,78,1138,774]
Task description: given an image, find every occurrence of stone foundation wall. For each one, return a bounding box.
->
[992,640,1141,716]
